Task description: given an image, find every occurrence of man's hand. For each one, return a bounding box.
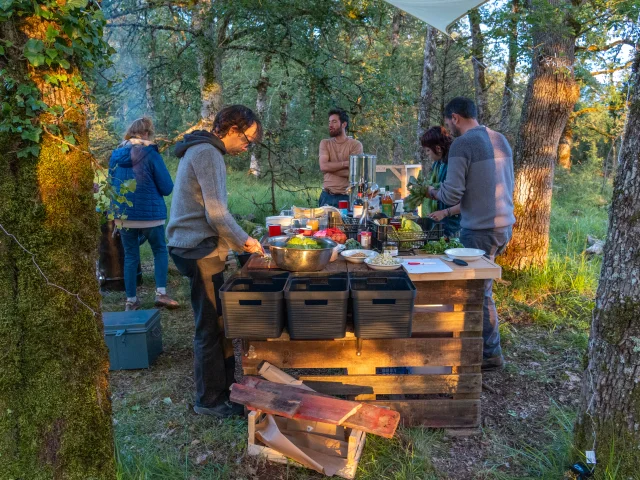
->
[244,237,264,255]
[428,210,448,222]
[427,186,439,200]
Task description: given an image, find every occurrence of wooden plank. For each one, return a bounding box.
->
[230,384,301,418]
[414,280,485,305]
[406,255,501,281]
[302,380,373,396]
[412,310,482,334]
[259,361,315,391]
[366,399,480,428]
[453,366,480,374]
[300,374,481,396]
[243,337,482,370]
[237,378,400,438]
[246,254,282,270]
[324,257,350,274]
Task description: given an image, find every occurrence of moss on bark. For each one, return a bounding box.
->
[0,14,115,479]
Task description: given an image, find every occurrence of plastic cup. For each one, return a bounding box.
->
[268,224,282,237]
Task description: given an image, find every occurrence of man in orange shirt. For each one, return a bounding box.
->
[318,109,363,207]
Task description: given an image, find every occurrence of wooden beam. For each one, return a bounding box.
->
[414,280,485,305]
[300,374,481,396]
[233,378,400,438]
[243,337,482,371]
[365,399,480,428]
[412,310,482,334]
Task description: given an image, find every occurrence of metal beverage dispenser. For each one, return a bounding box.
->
[348,154,378,224]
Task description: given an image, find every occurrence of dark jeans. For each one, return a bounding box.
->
[460,226,512,359]
[119,224,168,298]
[170,254,235,408]
[319,190,349,208]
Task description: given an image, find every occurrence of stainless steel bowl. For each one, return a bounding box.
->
[267,235,337,272]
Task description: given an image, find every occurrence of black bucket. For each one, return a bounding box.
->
[98,220,143,292]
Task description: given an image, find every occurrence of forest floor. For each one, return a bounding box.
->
[106,165,609,480]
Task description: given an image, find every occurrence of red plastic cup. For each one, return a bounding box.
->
[268,224,282,237]
[338,200,349,210]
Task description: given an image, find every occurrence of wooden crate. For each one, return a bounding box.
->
[242,279,483,431]
[247,411,366,479]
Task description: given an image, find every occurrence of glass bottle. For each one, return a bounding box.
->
[353,192,364,218]
[381,185,394,217]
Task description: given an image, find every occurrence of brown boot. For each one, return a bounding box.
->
[125,299,141,311]
[482,355,505,371]
[155,294,179,309]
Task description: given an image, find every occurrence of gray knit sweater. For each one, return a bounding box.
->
[166,143,248,260]
[437,126,515,231]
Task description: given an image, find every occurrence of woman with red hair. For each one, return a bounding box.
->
[420,126,461,238]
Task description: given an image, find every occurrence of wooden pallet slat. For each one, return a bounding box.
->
[234,378,400,438]
[411,310,483,334]
[414,280,485,305]
[366,399,481,428]
[243,337,482,371]
[300,373,481,396]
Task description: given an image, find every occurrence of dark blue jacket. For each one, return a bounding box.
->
[109,142,173,221]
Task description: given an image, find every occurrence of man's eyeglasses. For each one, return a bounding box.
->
[241,130,256,150]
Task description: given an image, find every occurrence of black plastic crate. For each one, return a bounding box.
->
[285,274,349,339]
[387,219,444,251]
[370,222,392,250]
[220,274,289,339]
[349,273,416,339]
[329,215,360,240]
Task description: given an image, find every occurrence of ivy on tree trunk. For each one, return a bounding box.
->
[0,1,115,477]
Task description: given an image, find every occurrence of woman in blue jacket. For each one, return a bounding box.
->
[109,117,179,311]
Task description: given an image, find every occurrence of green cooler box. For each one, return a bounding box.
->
[103,309,163,370]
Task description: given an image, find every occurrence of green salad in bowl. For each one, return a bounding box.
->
[285,237,323,250]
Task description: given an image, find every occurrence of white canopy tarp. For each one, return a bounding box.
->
[382,0,488,33]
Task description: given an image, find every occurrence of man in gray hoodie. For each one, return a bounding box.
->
[167,105,263,417]
[428,97,515,371]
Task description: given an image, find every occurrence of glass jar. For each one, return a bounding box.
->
[307,219,319,231]
[360,231,372,249]
[383,241,398,257]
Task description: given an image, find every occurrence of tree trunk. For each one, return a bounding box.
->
[557,119,573,170]
[392,139,403,165]
[416,26,437,172]
[196,8,228,127]
[390,9,403,166]
[499,0,519,137]
[146,30,157,115]
[468,9,490,126]
[0,15,115,479]
[574,47,640,478]
[390,10,402,54]
[250,55,271,177]
[279,89,289,131]
[500,0,580,270]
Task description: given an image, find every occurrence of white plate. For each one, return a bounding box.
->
[364,257,403,270]
[444,248,486,262]
[341,249,377,264]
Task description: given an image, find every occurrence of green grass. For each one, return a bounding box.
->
[482,405,576,480]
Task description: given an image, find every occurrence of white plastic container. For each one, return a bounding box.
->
[265,216,293,228]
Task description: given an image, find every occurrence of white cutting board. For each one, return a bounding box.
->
[402,258,453,274]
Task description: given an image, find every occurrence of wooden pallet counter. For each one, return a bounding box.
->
[240,255,501,431]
